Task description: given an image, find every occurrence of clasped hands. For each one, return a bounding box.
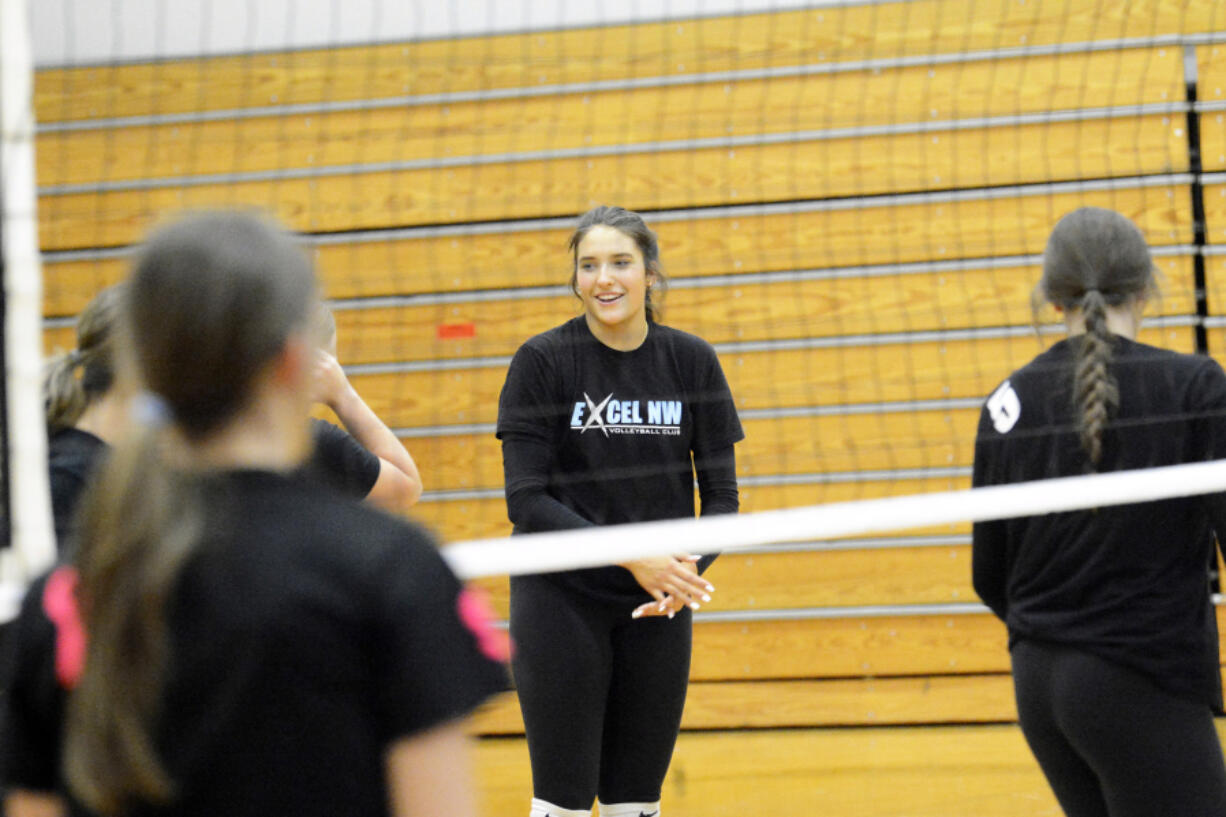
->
[622,555,714,620]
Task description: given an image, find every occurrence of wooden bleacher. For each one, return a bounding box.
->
[34,2,1226,813]
[32,1,1217,123]
[35,49,1189,189]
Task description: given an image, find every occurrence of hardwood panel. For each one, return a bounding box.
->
[39,48,1185,186]
[690,613,1008,680]
[470,543,979,621]
[1200,111,1226,173]
[37,114,1187,251]
[702,542,981,610]
[44,324,1193,466]
[1203,182,1226,245]
[474,723,1086,816]
[1206,327,1226,361]
[420,475,973,543]
[42,182,1193,302]
[264,256,1200,363]
[470,674,1019,734]
[407,407,982,493]
[41,265,1197,375]
[1203,253,1226,315]
[692,606,1226,681]
[79,324,1187,427]
[1198,45,1226,172]
[39,328,1197,448]
[41,245,1198,347]
[36,1,1216,122]
[1202,326,1226,378]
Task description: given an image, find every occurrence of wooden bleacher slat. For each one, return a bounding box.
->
[375,325,1192,424]
[40,285,1196,404]
[689,613,1007,680]
[470,674,1019,735]
[1203,327,1226,364]
[1205,181,1226,245]
[472,617,1226,736]
[323,260,1198,364]
[42,328,1196,453]
[41,250,1198,348]
[38,48,1184,187]
[1203,109,1226,173]
[42,185,1194,308]
[472,610,1126,692]
[420,475,971,542]
[261,257,1199,364]
[355,262,1195,365]
[35,1,1216,123]
[37,114,1187,251]
[471,543,979,621]
[196,327,1195,432]
[1198,45,1226,173]
[405,407,982,494]
[1202,254,1226,316]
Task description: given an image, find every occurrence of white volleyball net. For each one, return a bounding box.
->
[8,1,1226,814]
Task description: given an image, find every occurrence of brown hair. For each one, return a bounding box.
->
[65,211,316,814]
[1036,207,1156,468]
[567,205,667,322]
[44,285,124,428]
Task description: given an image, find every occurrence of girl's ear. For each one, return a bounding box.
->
[271,333,313,388]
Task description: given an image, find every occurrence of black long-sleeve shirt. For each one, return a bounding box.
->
[972,336,1226,709]
[497,317,744,604]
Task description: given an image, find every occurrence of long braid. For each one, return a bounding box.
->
[1072,289,1119,469]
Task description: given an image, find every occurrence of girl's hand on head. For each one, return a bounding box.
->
[312,350,352,410]
[622,555,714,619]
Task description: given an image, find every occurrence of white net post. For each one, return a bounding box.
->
[0,0,55,621]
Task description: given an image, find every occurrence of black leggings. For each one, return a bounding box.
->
[509,574,691,810]
[1011,639,1226,817]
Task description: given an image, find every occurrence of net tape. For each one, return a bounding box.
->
[443,459,1226,579]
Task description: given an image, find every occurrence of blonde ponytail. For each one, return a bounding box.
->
[44,286,124,428]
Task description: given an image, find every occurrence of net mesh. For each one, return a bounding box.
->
[31,1,1226,546]
[13,1,1226,814]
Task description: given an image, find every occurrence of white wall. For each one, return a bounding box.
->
[30,0,850,67]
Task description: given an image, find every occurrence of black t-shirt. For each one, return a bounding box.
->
[0,470,508,815]
[972,336,1226,709]
[47,427,109,553]
[497,317,744,601]
[305,418,381,499]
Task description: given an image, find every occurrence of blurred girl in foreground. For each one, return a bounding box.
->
[2,211,506,817]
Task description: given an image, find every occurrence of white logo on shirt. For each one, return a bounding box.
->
[570,392,683,436]
[580,392,613,436]
[986,380,1021,434]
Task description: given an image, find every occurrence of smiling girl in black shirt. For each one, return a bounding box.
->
[498,205,743,817]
